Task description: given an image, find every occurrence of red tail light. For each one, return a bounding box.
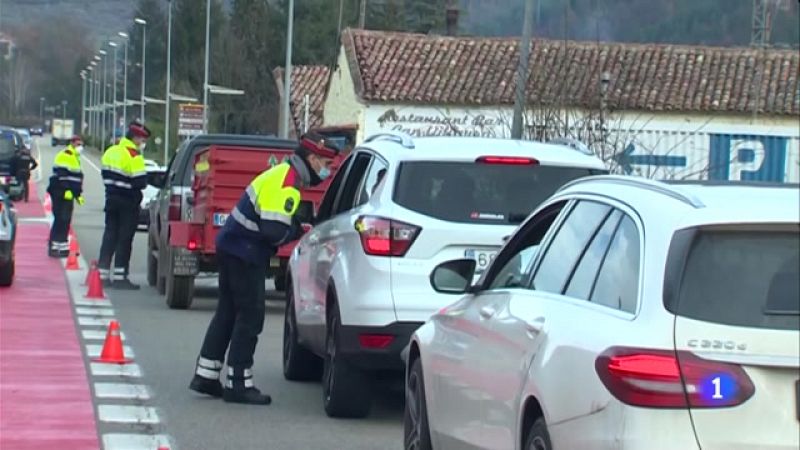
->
[354,216,421,257]
[476,156,539,165]
[187,238,199,251]
[168,194,182,221]
[359,334,395,349]
[595,347,755,408]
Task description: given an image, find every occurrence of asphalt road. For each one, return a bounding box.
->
[35,137,404,450]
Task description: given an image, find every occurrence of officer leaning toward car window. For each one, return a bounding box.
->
[47,135,84,258]
[190,132,339,405]
[97,121,150,289]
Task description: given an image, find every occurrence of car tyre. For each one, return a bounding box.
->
[524,418,552,450]
[147,237,158,287]
[164,251,194,309]
[404,358,433,450]
[156,247,166,295]
[282,280,323,381]
[274,272,286,292]
[0,259,14,287]
[322,301,372,418]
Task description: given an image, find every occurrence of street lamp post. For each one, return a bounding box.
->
[39,97,45,125]
[100,49,108,147]
[202,0,211,133]
[165,0,173,165]
[80,71,87,135]
[109,41,119,141]
[135,18,147,122]
[119,32,129,126]
[61,100,67,122]
[280,0,295,138]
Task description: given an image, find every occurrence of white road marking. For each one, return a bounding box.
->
[94,383,151,400]
[102,433,172,450]
[97,405,160,424]
[78,316,115,327]
[86,344,135,358]
[16,217,51,224]
[75,307,115,316]
[73,298,112,307]
[82,329,126,341]
[90,362,142,377]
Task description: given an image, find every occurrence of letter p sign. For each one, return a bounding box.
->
[709,134,788,182]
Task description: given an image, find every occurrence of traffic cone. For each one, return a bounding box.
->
[92,320,132,364]
[85,264,106,299]
[65,236,80,270]
[84,260,98,285]
[43,193,52,214]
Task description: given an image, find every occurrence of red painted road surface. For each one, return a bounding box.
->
[0,185,100,449]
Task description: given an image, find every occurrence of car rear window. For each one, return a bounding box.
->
[0,136,15,160]
[393,161,603,224]
[671,226,799,331]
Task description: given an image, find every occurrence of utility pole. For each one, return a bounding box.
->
[511,0,535,139]
[202,0,211,134]
[164,0,173,165]
[359,0,367,28]
[280,0,295,138]
[135,18,147,122]
[119,32,129,126]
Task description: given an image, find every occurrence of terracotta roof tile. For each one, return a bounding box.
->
[273,65,330,136]
[342,29,799,116]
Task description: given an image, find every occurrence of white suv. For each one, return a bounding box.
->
[283,132,607,418]
[407,177,800,450]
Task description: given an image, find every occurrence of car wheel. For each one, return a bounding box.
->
[322,302,372,418]
[156,246,166,295]
[282,281,323,381]
[0,259,14,287]
[524,418,552,450]
[147,237,158,287]
[404,358,433,450]
[274,272,286,292]
[164,251,194,309]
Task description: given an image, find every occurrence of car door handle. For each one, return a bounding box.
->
[525,317,545,335]
[479,306,496,320]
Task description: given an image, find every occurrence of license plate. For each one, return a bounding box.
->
[213,213,229,227]
[464,249,497,272]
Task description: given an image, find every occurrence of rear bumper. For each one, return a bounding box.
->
[338,322,424,372]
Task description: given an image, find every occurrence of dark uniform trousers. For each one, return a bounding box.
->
[199,250,267,373]
[98,196,140,279]
[49,194,74,252]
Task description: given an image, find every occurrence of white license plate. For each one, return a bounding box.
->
[213,213,229,227]
[464,249,497,272]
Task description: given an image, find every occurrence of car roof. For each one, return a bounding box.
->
[184,134,294,150]
[360,136,607,169]
[559,176,800,226]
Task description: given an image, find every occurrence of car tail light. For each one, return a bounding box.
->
[476,156,539,165]
[168,194,182,221]
[595,347,755,408]
[354,215,420,257]
[187,237,199,251]
[359,334,395,349]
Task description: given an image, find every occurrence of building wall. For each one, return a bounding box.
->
[357,103,800,182]
[323,51,365,141]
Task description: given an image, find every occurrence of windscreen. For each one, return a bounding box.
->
[673,227,800,331]
[393,161,602,224]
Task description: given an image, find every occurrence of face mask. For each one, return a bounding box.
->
[75,145,84,154]
[318,167,331,180]
[139,142,147,152]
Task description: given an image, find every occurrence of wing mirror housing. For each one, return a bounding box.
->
[430,259,477,294]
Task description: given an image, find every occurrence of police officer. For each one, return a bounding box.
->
[13,148,38,202]
[47,136,84,257]
[97,122,150,289]
[189,132,339,405]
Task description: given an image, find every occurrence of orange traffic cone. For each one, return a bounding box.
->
[85,265,106,299]
[65,237,80,270]
[43,193,52,214]
[84,260,98,285]
[93,320,132,364]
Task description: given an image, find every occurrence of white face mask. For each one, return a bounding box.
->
[139,142,147,152]
[75,145,85,154]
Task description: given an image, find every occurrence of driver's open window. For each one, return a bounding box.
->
[483,201,568,290]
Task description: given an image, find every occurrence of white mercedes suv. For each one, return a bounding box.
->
[407,177,799,450]
[283,132,607,418]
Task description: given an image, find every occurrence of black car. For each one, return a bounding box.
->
[30,126,44,136]
[0,190,15,286]
[0,128,25,201]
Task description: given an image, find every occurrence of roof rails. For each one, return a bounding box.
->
[548,137,594,156]
[558,175,706,209]
[363,131,415,149]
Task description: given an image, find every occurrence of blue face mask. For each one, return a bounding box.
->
[318,167,331,180]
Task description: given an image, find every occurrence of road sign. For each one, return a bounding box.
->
[178,103,205,137]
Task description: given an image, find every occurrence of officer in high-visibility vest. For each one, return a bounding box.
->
[190,132,339,405]
[47,135,84,257]
[97,121,150,289]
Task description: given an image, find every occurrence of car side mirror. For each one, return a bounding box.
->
[295,200,315,225]
[430,259,477,294]
[148,172,166,188]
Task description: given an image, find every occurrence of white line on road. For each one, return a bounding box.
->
[78,316,115,327]
[90,362,142,377]
[75,307,116,316]
[82,329,126,341]
[97,405,160,424]
[73,298,113,307]
[102,433,172,450]
[94,383,151,400]
[87,344,135,359]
